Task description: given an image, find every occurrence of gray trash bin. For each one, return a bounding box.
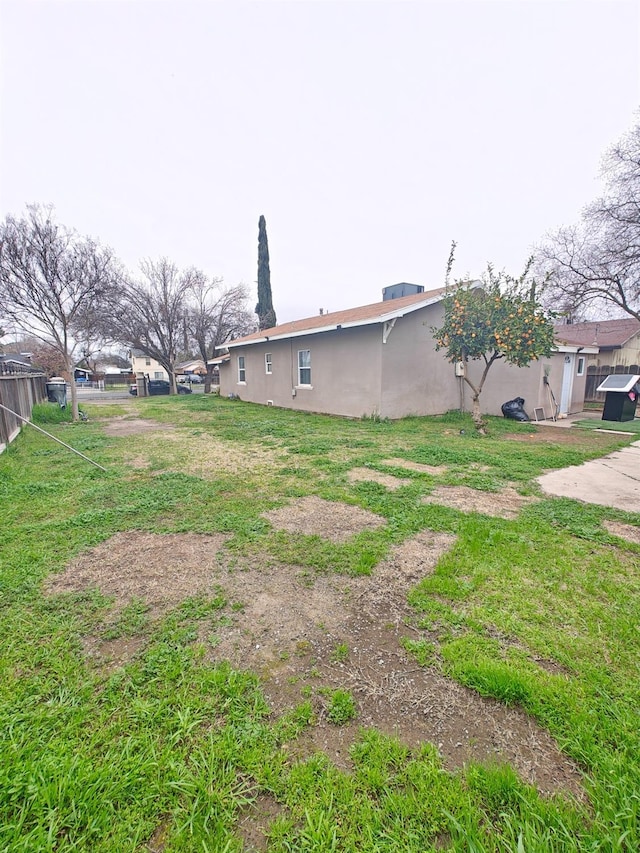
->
[46,377,67,408]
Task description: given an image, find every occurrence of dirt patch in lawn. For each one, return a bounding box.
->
[236,793,284,853]
[45,531,229,615]
[347,467,412,490]
[45,528,584,801]
[421,486,538,519]
[262,495,386,542]
[102,417,176,437]
[381,458,447,476]
[603,519,640,545]
[157,432,284,478]
[44,532,229,667]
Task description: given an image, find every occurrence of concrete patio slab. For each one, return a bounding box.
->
[537,441,640,512]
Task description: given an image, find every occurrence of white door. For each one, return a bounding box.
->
[560,354,575,415]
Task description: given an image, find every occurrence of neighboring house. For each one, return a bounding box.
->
[215,287,595,420]
[0,353,39,374]
[554,318,640,402]
[175,358,207,377]
[129,349,168,381]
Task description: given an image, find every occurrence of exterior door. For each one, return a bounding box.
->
[560,354,575,415]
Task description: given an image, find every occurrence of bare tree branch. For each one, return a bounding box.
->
[0,204,122,419]
[538,119,640,322]
[186,276,255,392]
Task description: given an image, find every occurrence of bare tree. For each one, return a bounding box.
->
[0,204,122,420]
[539,120,640,322]
[112,258,193,393]
[186,275,255,392]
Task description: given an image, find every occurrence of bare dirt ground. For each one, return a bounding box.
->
[421,486,538,519]
[101,417,175,437]
[261,496,387,543]
[346,467,412,490]
[380,458,448,476]
[603,519,640,545]
[45,523,584,803]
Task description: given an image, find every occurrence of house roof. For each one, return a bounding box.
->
[219,287,451,350]
[554,318,640,350]
[0,354,41,374]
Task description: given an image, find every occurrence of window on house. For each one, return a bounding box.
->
[154,371,163,379]
[577,356,585,376]
[145,358,151,366]
[238,356,246,383]
[298,349,311,385]
[265,352,272,374]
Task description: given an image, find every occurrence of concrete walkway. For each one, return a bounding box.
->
[537,440,640,512]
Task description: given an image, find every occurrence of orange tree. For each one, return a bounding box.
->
[432,256,555,434]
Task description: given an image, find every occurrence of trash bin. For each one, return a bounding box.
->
[596,374,640,422]
[46,377,67,408]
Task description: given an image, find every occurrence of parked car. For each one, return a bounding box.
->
[179,374,204,384]
[129,380,192,396]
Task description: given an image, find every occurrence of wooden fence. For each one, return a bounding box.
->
[0,367,47,453]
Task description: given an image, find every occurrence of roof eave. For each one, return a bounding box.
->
[554,344,599,354]
[219,287,464,351]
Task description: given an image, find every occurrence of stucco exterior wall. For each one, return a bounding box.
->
[470,352,586,418]
[220,326,384,418]
[467,358,546,417]
[218,305,588,421]
[379,304,461,417]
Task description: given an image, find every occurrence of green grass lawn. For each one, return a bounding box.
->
[1,397,639,852]
[574,416,640,434]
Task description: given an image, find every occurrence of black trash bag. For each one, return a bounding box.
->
[501,397,530,421]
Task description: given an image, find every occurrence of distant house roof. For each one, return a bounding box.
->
[554,318,640,350]
[219,287,453,350]
[208,353,230,366]
[0,354,41,374]
[175,359,206,373]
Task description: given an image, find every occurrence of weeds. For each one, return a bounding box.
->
[1,397,639,850]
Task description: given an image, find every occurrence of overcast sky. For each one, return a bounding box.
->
[1,0,638,323]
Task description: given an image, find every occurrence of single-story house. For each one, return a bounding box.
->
[554,318,640,371]
[175,358,207,378]
[0,353,39,375]
[555,317,640,403]
[214,286,597,420]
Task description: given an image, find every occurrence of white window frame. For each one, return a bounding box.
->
[237,355,246,383]
[576,356,585,376]
[297,349,311,386]
[153,371,163,380]
[265,352,272,374]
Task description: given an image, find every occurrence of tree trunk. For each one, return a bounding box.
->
[204,366,214,394]
[65,355,80,422]
[471,393,487,435]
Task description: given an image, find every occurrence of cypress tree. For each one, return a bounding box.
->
[255,215,277,330]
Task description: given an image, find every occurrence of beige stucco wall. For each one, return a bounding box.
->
[471,351,587,418]
[220,325,383,418]
[379,304,461,417]
[219,304,464,419]
[219,305,588,420]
